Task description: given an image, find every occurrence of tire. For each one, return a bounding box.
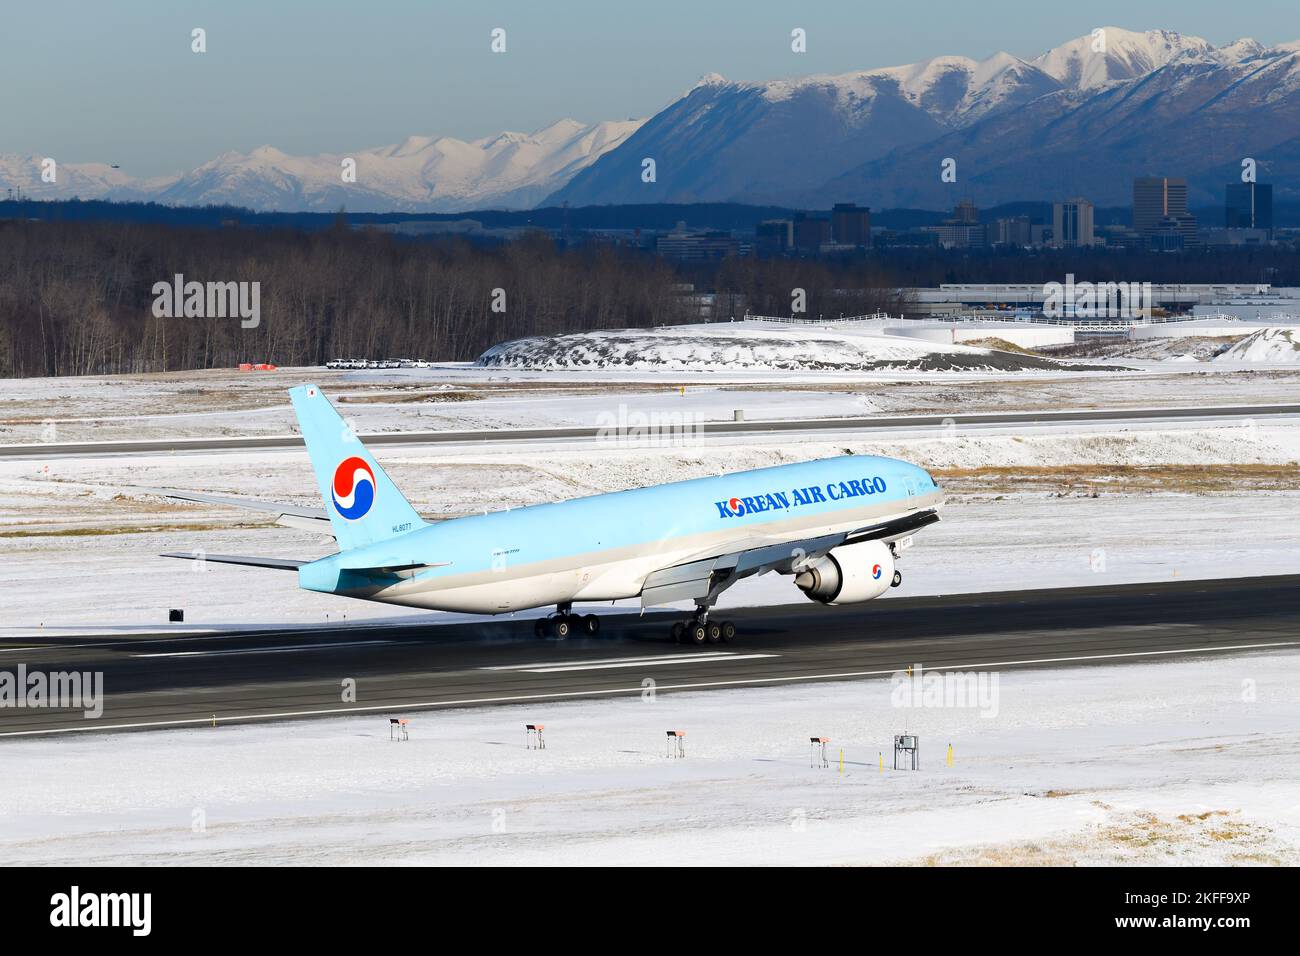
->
[689,623,708,645]
[720,621,736,642]
[891,570,903,588]
[554,618,571,639]
[583,614,600,636]
[671,621,684,644]
[707,622,723,643]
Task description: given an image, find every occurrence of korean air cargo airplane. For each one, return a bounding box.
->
[162,385,944,643]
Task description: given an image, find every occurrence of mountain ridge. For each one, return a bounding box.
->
[0,118,642,213]
[550,27,1300,209]
[4,27,1297,212]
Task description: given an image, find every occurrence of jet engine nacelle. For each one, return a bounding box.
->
[794,539,895,605]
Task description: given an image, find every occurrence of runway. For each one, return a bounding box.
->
[3,574,1298,736]
[4,403,1298,458]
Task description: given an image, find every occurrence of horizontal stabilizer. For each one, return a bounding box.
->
[143,487,334,536]
[160,552,306,571]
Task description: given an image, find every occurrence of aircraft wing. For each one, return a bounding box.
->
[142,488,335,536]
[639,508,940,608]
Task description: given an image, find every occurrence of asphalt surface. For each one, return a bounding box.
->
[4,403,1299,458]
[3,575,1298,736]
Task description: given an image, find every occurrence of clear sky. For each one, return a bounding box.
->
[4,0,1299,176]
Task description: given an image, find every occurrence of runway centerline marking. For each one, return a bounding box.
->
[502,653,779,673]
[133,639,398,658]
[481,651,774,672]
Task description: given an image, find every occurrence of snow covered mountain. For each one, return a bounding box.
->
[0,119,641,212]
[817,31,1300,209]
[551,27,1300,209]
[1029,27,1215,90]
[0,154,175,202]
[149,119,642,212]
[4,27,1298,213]
[542,53,1062,208]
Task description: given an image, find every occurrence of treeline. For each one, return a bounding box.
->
[0,198,810,233]
[0,219,915,378]
[680,256,911,319]
[0,221,696,377]
[9,213,1289,379]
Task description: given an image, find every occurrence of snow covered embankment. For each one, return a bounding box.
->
[477,324,1075,373]
[1216,327,1300,363]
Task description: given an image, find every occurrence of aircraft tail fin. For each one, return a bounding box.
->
[288,384,426,551]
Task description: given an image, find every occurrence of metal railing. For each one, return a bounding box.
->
[737,311,898,327]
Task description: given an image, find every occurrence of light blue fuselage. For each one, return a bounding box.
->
[299,455,942,614]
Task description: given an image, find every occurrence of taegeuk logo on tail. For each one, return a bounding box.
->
[332,456,376,520]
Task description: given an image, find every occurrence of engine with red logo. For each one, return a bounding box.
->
[794,539,896,605]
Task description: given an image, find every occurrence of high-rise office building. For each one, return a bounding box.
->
[933,200,984,248]
[1151,214,1199,250]
[1225,182,1273,231]
[1133,177,1189,237]
[1051,198,1096,247]
[656,223,740,260]
[989,216,1032,247]
[792,212,832,251]
[951,199,979,224]
[831,203,871,246]
[755,219,794,254]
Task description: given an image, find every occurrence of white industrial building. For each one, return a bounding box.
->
[908,283,1284,318]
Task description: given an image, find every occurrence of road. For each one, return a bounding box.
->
[2,575,1297,736]
[3,403,1298,458]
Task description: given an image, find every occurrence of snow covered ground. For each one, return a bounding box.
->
[3,367,1299,866]
[1,420,1297,633]
[2,650,1297,865]
[3,367,1297,650]
[4,362,1300,445]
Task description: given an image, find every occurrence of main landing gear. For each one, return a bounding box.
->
[671,610,736,645]
[533,603,601,639]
